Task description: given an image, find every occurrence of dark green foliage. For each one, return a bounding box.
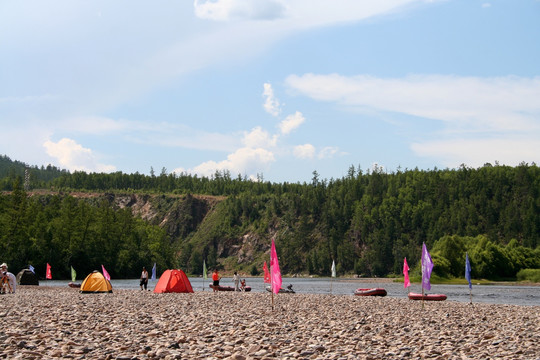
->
[0,189,175,279]
[516,269,540,282]
[1,155,539,280]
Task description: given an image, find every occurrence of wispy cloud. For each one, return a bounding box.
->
[174,83,341,178]
[279,111,305,135]
[286,73,540,167]
[194,0,286,21]
[263,83,281,117]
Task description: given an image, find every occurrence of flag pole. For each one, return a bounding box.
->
[270,263,274,311]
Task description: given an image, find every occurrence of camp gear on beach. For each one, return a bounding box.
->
[354,288,387,296]
[16,269,39,285]
[154,269,193,293]
[80,271,113,293]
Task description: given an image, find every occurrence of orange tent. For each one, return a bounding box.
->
[80,271,112,293]
[154,269,193,293]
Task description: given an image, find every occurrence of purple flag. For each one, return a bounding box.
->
[465,252,472,289]
[101,265,111,281]
[421,243,433,291]
[270,238,282,294]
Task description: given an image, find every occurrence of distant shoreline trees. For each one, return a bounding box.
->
[1,155,538,280]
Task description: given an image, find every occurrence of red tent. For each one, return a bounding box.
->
[154,269,193,293]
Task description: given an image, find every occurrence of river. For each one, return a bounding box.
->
[40,277,539,306]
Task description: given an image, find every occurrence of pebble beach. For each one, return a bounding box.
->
[2,286,539,360]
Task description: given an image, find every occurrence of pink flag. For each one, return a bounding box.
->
[101,265,111,281]
[403,257,410,288]
[270,238,282,294]
[263,261,271,283]
[46,263,52,279]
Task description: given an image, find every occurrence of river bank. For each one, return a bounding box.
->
[1,287,539,359]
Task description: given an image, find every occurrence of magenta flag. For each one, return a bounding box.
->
[403,257,410,288]
[421,243,434,291]
[101,265,111,281]
[270,238,282,294]
[263,261,271,283]
[46,263,52,280]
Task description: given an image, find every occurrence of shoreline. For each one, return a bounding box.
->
[2,287,539,359]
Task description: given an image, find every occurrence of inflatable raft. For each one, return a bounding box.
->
[266,285,295,294]
[209,285,251,292]
[408,292,447,301]
[354,288,387,296]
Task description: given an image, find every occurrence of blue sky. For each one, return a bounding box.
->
[1,0,539,183]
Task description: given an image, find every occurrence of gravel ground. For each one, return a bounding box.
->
[1,286,539,359]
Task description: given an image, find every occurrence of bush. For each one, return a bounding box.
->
[516,268,540,283]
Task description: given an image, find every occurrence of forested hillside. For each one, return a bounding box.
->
[0,155,539,280]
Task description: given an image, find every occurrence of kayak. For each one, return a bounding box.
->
[266,286,295,294]
[354,288,387,297]
[408,292,447,301]
[209,285,251,292]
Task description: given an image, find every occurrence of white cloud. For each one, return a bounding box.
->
[286,73,540,166]
[294,144,315,159]
[242,126,277,148]
[279,111,305,135]
[482,3,492,8]
[318,146,340,159]
[194,0,286,21]
[183,147,276,178]
[411,137,540,168]
[263,83,281,117]
[43,138,116,173]
[285,74,540,132]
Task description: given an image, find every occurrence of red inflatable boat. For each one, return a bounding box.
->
[408,292,447,301]
[354,288,387,296]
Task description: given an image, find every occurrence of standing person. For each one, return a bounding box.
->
[233,271,240,292]
[212,269,220,292]
[140,266,149,291]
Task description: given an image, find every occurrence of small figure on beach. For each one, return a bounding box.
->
[1,263,15,294]
[140,266,149,290]
[233,271,240,291]
[212,269,220,292]
[240,279,246,291]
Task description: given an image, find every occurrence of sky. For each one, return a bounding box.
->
[1,0,539,183]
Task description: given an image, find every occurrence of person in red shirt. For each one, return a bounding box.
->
[212,269,221,292]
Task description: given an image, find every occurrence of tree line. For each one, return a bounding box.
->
[0,155,539,280]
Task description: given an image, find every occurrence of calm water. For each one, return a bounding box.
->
[41,277,539,306]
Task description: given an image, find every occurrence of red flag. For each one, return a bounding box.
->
[403,257,410,288]
[102,265,111,281]
[263,261,271,283]
[270,238,282,294]
[46,263,52,279]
